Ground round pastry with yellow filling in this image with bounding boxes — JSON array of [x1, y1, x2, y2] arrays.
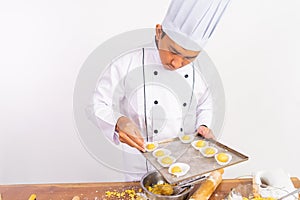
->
[[191, 140, 207, 150], [179, 134, 195, 143], [168, 163, 190, 177], [152, 148, 171, 158], [196, 140, 206, 147], [205, 147, 216, 155], [171, 166, 182, 173], [157, 155, 176, 167], [200, 146, 218, 157], [144, 142, 158, 152], [215, 152, 232, 165]]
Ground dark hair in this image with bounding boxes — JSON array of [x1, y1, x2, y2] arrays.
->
[[155, 27, 166, 48], [161, 28, 166, 38]]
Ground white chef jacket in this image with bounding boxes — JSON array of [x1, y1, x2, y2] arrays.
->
[[93, 44, 213, 181]]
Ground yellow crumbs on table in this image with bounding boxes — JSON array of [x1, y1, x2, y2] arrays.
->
[[243, 197, 276, 200], [28, 194, 37, 200], [104, 188, 142, 200]]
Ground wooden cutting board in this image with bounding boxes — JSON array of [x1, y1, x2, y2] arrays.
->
[[0, 177, 299, 200]]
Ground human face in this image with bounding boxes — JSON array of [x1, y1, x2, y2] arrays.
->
[[155, 24, 200, 70]]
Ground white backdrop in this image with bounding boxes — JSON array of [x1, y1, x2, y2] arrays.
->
[[0, 0, 299, 184]]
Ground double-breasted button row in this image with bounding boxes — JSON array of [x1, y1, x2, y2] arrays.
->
[[153, 70, 189, 79], [151, 70, 190, 135]]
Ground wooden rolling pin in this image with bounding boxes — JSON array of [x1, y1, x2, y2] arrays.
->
[[189, 168, 224, 200]]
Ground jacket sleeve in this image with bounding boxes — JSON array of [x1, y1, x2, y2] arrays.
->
[[92, 58, 127, 144]]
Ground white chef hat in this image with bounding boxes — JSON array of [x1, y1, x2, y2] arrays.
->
[[162, 0, 231, 51]]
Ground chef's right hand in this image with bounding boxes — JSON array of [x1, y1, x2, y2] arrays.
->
[[116, 116, 145, 152]]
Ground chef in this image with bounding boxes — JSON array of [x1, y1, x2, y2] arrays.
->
[[93, 0, 231, 181]]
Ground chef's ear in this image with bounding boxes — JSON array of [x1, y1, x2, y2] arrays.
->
[[155, 24, 163, 40]]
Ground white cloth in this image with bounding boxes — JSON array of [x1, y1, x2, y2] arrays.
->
[[253, 169, 297, 200], [93, 45, 213, 181], [162, 0, 231, 51]]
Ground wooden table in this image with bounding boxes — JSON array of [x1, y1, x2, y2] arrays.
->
[[0, 178, 299, 200]]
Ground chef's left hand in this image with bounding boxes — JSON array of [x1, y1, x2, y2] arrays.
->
[[197, 125, 215, 139]]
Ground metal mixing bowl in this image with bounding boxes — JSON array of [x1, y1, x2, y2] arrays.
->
[[140, 171, 194, 200]]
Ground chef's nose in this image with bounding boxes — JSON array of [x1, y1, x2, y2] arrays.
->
[[170, 55, 184, 69]]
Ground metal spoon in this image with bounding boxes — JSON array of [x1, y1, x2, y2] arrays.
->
[[172, 175, 207, 195], [172, 184, 191, 195]]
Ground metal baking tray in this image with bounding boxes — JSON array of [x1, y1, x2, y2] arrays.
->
[[142, 135, 249, 184]]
